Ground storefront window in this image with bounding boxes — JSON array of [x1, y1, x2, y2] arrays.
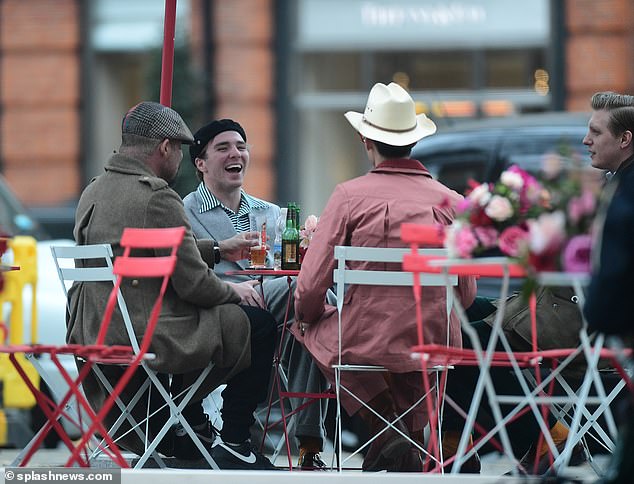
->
[[302, 52, 361, 91], [376, 51, 472, 90], [486, 49, 545, 88]]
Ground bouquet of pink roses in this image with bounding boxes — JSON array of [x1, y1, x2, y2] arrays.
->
[[444, 161, 600, 276], [445, 165, 550, 259], [527, 159, 600, 273]]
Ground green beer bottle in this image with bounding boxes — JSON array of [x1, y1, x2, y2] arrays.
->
[[281, 203, 300, 270]]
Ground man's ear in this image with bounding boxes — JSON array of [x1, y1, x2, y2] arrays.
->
[[621, 130, 633, 149], [195, 156, 206, 172], [158, 138, 170, 156]]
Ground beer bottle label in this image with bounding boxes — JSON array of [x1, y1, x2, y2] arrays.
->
[[282, 241, 297, 263]]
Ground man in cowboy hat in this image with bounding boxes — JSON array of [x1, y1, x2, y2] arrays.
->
[[294, 82, 477, 472]]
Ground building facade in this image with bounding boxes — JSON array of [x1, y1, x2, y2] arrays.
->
[[1, 0, 633, 224]]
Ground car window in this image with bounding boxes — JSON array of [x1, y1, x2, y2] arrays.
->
[[0, 177, 48, 239], [413, 137, 495, 193], [427, 155, 489, 194]]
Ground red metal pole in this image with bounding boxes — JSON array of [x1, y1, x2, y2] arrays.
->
[[160, 0, 177, 107]]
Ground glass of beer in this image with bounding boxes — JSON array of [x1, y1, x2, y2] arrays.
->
[[249, 214, 268, 269]]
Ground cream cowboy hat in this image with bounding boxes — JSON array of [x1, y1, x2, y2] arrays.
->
[[344, 82, 437, 146]]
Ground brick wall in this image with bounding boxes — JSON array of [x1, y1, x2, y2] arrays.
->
[[566, 0, 634, 111], [190, 0, 275, 201], [0, 0, 80, 204], [2, 1, 632, 207]]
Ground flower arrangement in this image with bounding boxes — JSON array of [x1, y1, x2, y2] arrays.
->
[[445, 165, 549, 259], [299, 214, 319, 249], [527, 156, 600, 273], [444, 162, 600, 275]]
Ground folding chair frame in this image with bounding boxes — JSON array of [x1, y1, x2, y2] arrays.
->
[[332, 245, 455, 472], [29, 227, 218, 469]]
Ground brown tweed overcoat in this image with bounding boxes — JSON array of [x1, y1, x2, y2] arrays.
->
[[67, 153, 250, 452]]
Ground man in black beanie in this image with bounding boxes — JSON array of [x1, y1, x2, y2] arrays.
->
[[183, 119, 330, 470]]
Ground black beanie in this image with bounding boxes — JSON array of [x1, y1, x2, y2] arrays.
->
[[189, 119, 247, 164]]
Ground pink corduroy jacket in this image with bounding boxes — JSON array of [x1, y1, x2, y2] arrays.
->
[[294, 158, 477, 377]]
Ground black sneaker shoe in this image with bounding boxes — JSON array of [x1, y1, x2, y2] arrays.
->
[[212, 440, 277, 470], [172, 415, 217, 460]]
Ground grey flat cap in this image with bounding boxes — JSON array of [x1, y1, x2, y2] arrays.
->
[[121, 101, 194, 144]]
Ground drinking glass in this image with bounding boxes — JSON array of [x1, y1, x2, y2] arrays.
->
[[249, 213, 268, 268]]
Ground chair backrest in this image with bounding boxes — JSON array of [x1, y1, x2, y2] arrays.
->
[[332, 245, 457, 366], [99, 227, 185, 354], [50, 243, 141, 353], [400, 223, 445, 246]]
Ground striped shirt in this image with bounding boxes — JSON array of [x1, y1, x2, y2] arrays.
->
[[196, 182, 270, 232]]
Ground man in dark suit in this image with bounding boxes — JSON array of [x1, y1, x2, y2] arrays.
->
[[583, 91, 634, 484]]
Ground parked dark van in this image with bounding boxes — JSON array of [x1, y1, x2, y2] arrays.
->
[[411, 112, 594, 195]]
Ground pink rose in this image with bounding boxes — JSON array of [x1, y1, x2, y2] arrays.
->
[[499, 226, 529, 257], [473, 226, 498, 249], [468, 183, 492, 206], [299, 214, 319, 249], [568, 190, 597, 224], [454, 227, 478, 258], [304, 214, 319, 232], [445, 222, 478, 258], [562, 234, 592, 273], [528, 211, 566, 255], [484, 195, 513, 222], [500, 170, 524, 191]]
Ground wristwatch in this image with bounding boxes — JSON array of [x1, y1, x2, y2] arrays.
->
[[213, 241, 221, 264]]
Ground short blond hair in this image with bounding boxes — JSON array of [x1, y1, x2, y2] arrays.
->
[[591, 91, 634, 136]]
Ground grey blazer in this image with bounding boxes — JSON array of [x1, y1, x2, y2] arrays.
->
[[183, 188, 282, 283]]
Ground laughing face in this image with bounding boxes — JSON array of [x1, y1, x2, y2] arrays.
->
[[196, 130, 250, 194]]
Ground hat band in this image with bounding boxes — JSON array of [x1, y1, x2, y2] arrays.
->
[[362, 116, 417, 133]]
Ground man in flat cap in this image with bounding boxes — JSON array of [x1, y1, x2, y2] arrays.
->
[[183, 119, 329, 470], [68, 102, 277, 469]]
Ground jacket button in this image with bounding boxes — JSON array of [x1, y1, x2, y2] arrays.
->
[[131, 279, 139, 287]]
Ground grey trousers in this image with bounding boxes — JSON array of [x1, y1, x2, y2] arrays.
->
[[261, 277, 328, 448]]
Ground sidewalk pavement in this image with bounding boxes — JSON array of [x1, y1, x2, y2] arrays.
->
[[1, 447, 606, 483]]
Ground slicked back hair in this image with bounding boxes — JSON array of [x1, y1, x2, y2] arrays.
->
[[591, 91, 634, 137]]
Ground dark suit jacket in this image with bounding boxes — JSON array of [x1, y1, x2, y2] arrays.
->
[[584, 156, 634, 336]]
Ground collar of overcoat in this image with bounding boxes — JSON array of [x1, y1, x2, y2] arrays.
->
[[371, 158, 433, 178], [105, 152, 161, 180]]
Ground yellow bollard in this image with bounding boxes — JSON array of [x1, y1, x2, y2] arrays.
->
[[0, 353, 38, 408], [0, 236, 39, 408], [0, 236, 38, 344]]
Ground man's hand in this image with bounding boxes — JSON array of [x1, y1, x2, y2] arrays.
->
[[227, 280, 265, 308], [219, 232, 259, 261]]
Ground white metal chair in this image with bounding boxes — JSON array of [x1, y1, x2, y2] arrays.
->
[[49, 242, 219, 468], [332, 245, 457, 471]]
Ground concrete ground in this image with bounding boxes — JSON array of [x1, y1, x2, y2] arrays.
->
[[1, 445, 607, 483]]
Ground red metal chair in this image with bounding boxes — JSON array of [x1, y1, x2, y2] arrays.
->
[[5, 227, 186, 467], [63, 226, 186, 467]]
